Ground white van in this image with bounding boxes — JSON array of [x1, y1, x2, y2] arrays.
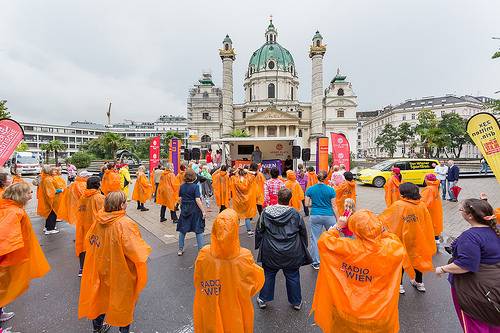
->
[[10, 152, 42, 175]]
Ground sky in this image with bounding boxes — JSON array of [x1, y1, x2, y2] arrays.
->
[[1, 0, 499, 125]]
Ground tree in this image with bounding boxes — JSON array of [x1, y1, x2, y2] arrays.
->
[[133, 137, 152, 160], [69, 151, 94, 168], [83, 132, 132, 159], [15, 141, 29, 152], [40, 140, 66, 165], [439, 112, 471, 158], [375, 124, 398, 157], [415, 109, 441, 158], [397, 122, 414, 157], [229, 129, 250, 137], [0, 100, 11, 119], [162, 131, 183, 159]]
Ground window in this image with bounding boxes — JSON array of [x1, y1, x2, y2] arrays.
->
[[268, 83, 275, 99], [402, 115, 406, 121], [393, 161, 409, 171], [316, 40, 320, 47], [249, 67, 253, 75], [337, 88, 344, 96], [298, 111, 302, 118], [441, 110, 445, 117], [268, 61, 275, 70], [411, 113, 416, 120], [298, 129, 303, 137], [249, 87, 253, 102], [224, 43, 229, 51], [358, 135, 361, 140], [202, 112, 210, 120], [242, 111, 246, 119], [291, 87, 294, 100], [337, 109, 345, 118]]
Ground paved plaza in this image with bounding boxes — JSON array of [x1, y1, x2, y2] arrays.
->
[[10, 177, 500, 332]]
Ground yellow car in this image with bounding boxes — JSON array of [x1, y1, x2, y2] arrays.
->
[[357, 159, 439, 188]]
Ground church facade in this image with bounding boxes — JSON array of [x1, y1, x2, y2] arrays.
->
[[187, 20, 358, 160]]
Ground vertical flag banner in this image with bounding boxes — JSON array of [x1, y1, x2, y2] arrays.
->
[[330, 133, 351, 171], [316, 137, 329, 172], [466, 112, 500, 183], [169, 138, 181, 175], [149, 136, 161, 179], [0, 118, 24, 166]]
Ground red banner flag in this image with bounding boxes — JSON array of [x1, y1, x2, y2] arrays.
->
[[330, 133, 351, 171], [149, 136, 161, 179], [0, 119, 24, 166]]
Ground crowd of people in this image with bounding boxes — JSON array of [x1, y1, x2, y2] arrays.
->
[[0, 156, 498, 333]]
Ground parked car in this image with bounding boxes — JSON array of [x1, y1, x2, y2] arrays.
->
[[10, 152, 42, 175], [357, 158, 439, 188]]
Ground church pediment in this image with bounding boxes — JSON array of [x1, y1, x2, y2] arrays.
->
[[325, 97, 357, 107], [245, 107, 299, 122]]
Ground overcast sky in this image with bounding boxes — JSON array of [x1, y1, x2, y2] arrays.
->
[[1, 0, 499, 125]]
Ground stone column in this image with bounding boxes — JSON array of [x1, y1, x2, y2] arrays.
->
[[310, 53, 325, 138], [220, 37, 236, 138], [264, 126, 268, 137], [286, 126, 289, 137]]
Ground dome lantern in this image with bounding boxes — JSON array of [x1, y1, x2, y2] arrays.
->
[[265, 17, 277, 43]]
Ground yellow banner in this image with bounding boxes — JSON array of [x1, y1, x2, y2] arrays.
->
[[466, 112, 500, 183]]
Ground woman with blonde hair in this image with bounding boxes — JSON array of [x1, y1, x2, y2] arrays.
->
[[0, 183, 51, 328], [132, 165, 153, 212], [79, 191, 151, 333]]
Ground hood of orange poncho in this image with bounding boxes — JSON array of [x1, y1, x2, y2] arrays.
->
[[425, 179, 440, 188], [95, 209, 126, 226], [286, 170, 296, 181], [82, 189, 100, 198], [210, 208, 240, 259], [348, 210, 383, 248]]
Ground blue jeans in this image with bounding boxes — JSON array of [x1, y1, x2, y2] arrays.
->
[[309, 215, 336, 265], [259, 266, 301, 306], [440, 180, 447, 199], [447, 180, 457, 200], [179, 232, 204, 250], [245, 218, 252, 231]]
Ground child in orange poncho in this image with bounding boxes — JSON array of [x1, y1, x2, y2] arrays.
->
[[230, 168, 257, 236], [284, 170, 304, 212], [311, 210, 414, 333], [384, 167, 402, 207], [75, 176, 104, 277], [378, 182, 435, 294], [78, 191, 151, 332], [212, 165, 230, 212], [334, 171, 356, 216], [56, 171, 91, 225], [157, 163, 180, 222], [101, 163, 121, 195], [250, 163, 266, 216], [132, 166, 153, 212], [193, 209, 264, 333], [421, 173, 443, 247], [0, 183, 51, 327]]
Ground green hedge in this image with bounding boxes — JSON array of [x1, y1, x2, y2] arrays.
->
[[70, 151, 94, 169]]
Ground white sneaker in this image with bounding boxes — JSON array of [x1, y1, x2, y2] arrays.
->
[[0, 310, 15, 322], [247, 230, 255, 237], [44, 229, 60, 235], [410, 280, 426, 292], [399, 284, 405, 294]]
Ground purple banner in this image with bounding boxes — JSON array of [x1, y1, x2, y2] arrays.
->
[[261, 159, 283, 174], [169, 138, 180, 175]]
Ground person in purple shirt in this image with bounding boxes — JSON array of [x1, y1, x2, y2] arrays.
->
[[435, 198, 500, 332], [295, 164, 309, 216]]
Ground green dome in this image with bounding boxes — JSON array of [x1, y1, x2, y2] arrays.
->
[[248, 42, 295, 72]]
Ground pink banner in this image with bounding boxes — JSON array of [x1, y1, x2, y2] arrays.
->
[[0, 119, 24, 167], [330, 133, 350, 171], [149, 136, 161, 178]]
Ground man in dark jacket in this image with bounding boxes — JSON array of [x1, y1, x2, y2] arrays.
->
[[446, 160, 460, 202], [255, 188, 312, 311]]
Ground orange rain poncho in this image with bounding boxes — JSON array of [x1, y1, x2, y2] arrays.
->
[[230, 173, 256, 219], [132, 171, 153, 203], [75, 189, 104, 257], [306, 171, 318, 189], [0, 199, 51, 308], [311, 210, 414, 333], [285, 170, 304, 212], [334, 180, 357, 216], [384, 176, 401, 207], [78, 210, 151, 327], [420, 179, 443, 236], [496, 208, 500, 221], [254, 172, 266, 206], [52, 175, 67, 215], [101, 169, 121, 195], [193, 209, 264, 333], [37, 173, 56, 218], [212, 170, 230, 208], [12, 175, 23, 184], [156, 169, 180, 210], [378, 198, 436, 273], [56, 176, 88, 225], [177, 170, 186, 186]]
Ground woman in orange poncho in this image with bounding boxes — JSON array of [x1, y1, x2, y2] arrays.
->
[[420, 174, 443, 245], [193, 208, 264, 333], [78, 191, 151, 332], [52, 167, 67, 221], [157, 163, 180, 223], [132, 165, 153, 212], [378, 182, 435, 293], [334, 171, 357, 216], [230, 168, 257, 236], [75, 176, 104, 277], [306, 166, 319, 189], [284, 170, 304, 212], [56, 171, 91, 225], [37, 166, 60, 235], [250, 163, 266, 216], [311, 210, 414, 333], [101, 163, 121, 195], [0, 183, 51, 324], [212, 165, 230, 212], [384, 167, 402, 207]]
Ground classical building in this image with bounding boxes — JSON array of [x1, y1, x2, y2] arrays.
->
[[187, 20, 358, 159], [359, 95, 494, 158]]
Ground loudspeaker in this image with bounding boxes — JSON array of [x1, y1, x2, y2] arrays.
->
[[292, 145, 301, 159], [184, 149, 191, 161], [302, 148, 311, 161], [191, 148, 201, 161]]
